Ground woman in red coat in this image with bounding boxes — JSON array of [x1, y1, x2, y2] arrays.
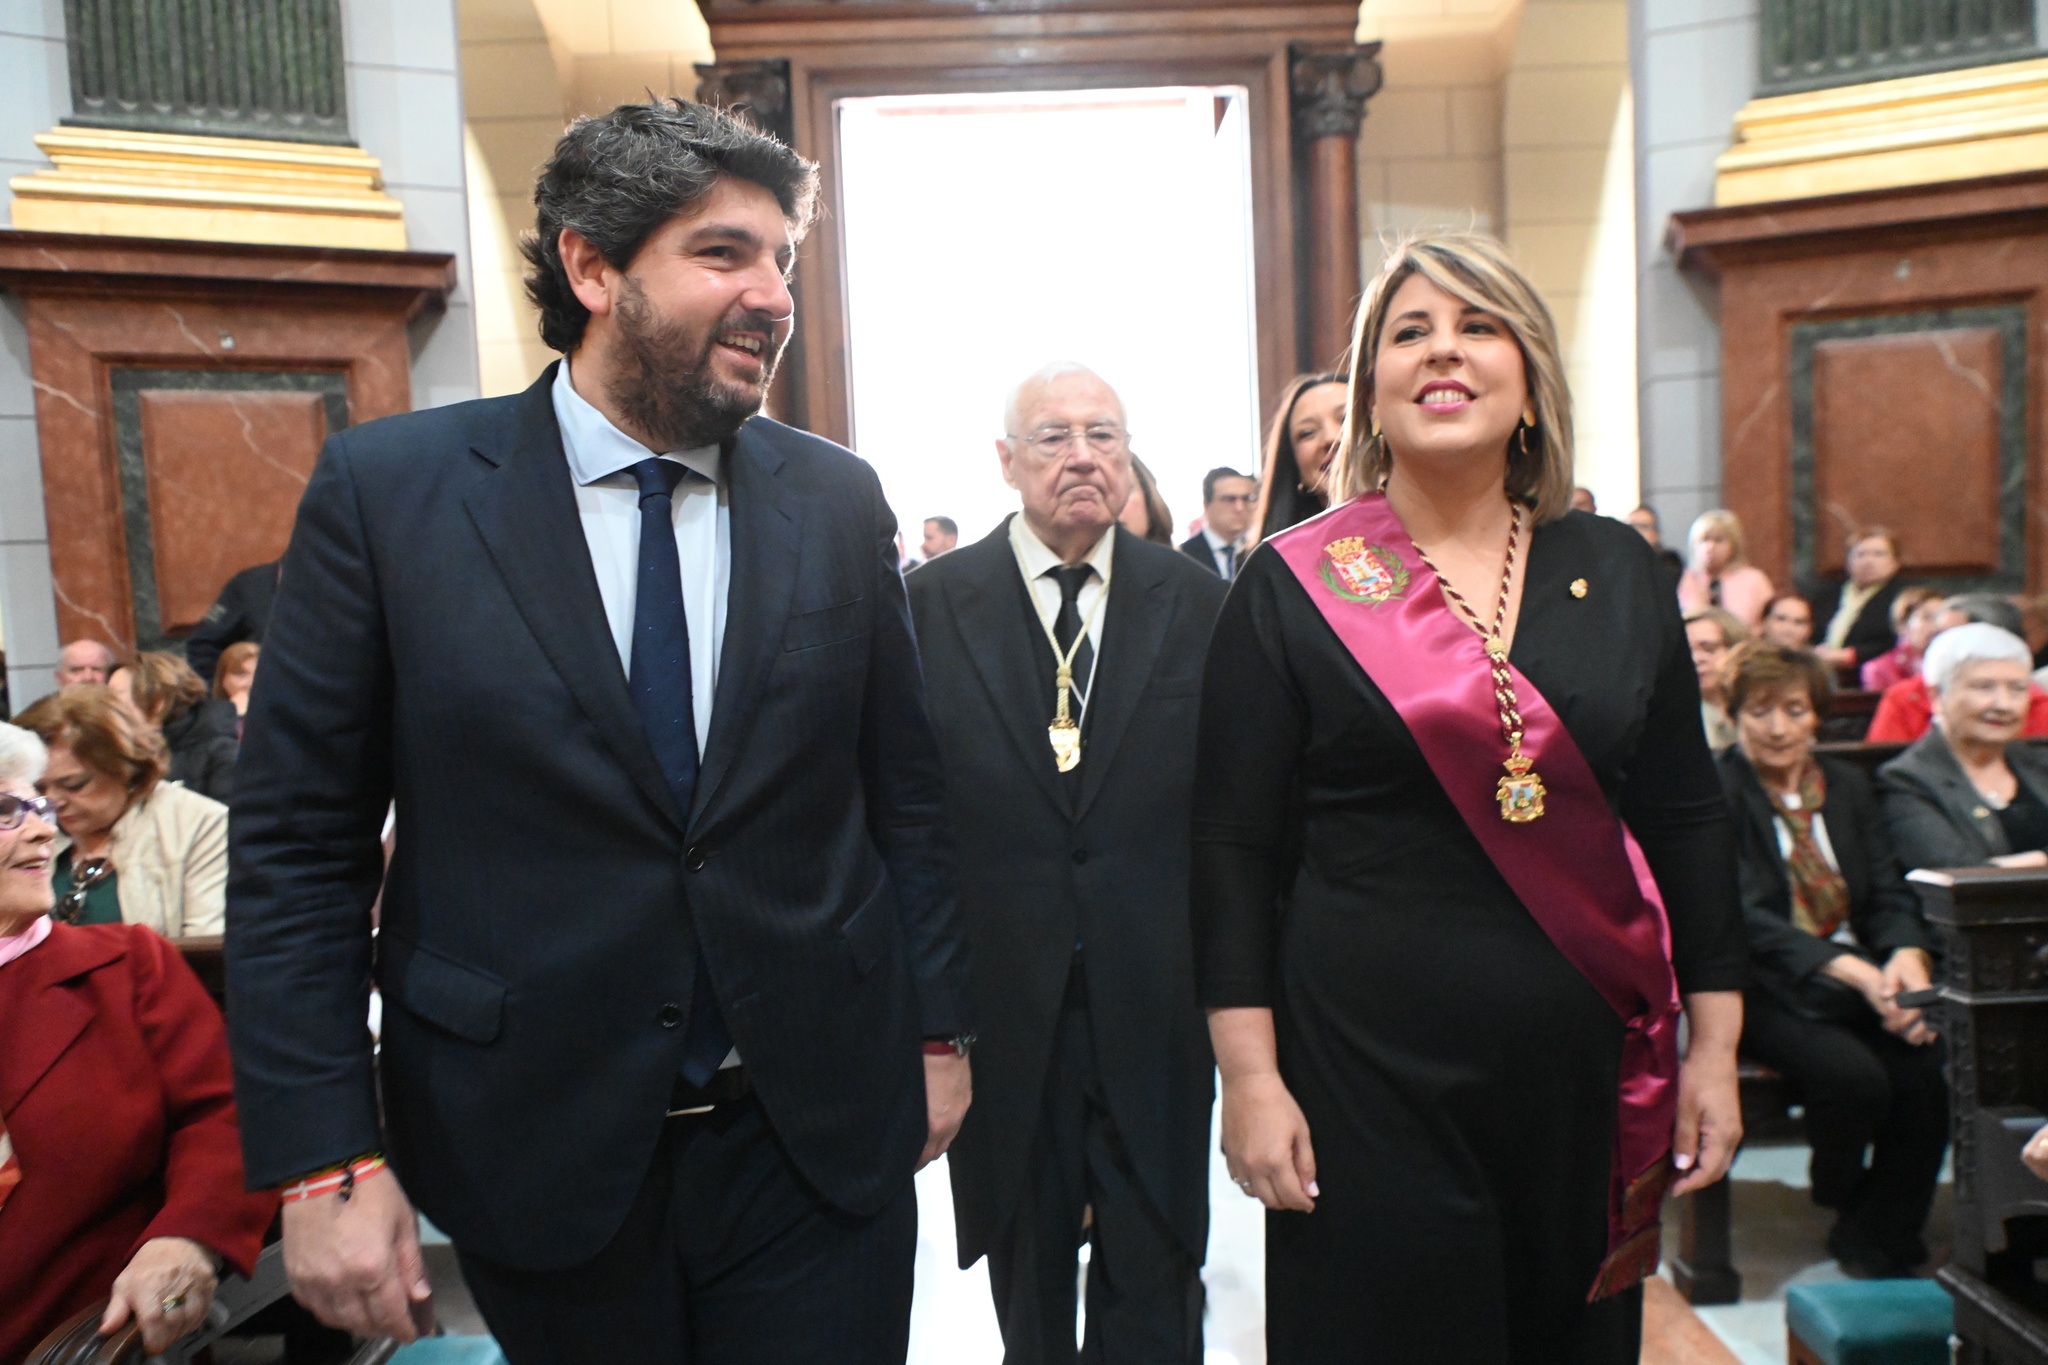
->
[[0, 721, 275, 1363]]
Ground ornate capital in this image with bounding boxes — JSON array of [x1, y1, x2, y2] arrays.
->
[[1290, 42, 1384, 144], [693, 59, 795, 145]]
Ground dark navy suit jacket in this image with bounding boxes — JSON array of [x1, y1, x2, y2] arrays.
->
[[225, 364, 970, 1271]]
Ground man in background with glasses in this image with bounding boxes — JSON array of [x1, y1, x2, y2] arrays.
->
[[906, 362, 1225, 1363], [1181, 468, 1256, 581]]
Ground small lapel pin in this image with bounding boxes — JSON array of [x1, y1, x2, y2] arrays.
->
[[1570, 578, 1588, 599], [1974, 805, 1991, 820]]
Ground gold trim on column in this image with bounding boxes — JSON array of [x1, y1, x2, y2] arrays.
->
[[1715, 57, 2048, 206], [9, 128, 407, 250]]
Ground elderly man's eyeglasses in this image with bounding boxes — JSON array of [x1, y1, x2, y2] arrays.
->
[[0, 793, 56, 831], [1009, 426, 1130, 458]]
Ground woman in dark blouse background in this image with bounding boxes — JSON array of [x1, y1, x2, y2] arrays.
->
[[1247, 371, 1345, 548], [1715, 642, 1944, 1278], [1192, 232, 1745, 1363]]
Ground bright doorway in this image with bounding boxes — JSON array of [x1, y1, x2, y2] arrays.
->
[[836, 86, 1263, 550]]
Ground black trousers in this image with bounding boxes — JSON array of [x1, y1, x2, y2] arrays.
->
[[457, 1095, 916, 1364], [1741, 989, 1949, 1263], [986, 966, 1203, 1365]]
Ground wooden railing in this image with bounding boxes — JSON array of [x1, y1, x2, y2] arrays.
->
[[1759, 0, 2037, 95]]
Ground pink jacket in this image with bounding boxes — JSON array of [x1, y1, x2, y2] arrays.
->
[[1677, 564, 1775, 630]]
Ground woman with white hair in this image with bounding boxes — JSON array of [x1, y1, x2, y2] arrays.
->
[[1878, 623, 2048, 870], [0, 720, 274, 1361]]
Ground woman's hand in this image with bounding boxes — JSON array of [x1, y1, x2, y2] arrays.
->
[[2024, 1124, 2048, 1183], [1879, 948, 1938, 1045], [1822, 951, 1931, 1042], [1221, 1070, 1319, 1212], [1672, 991, 1743, 1197], [1991, 851, 2048, 869], [1209, 1006, 1317, 1213], [101, 1236, 219, 1354]]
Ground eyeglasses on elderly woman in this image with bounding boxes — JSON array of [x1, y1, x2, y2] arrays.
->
[[0, 792, 56, 830]]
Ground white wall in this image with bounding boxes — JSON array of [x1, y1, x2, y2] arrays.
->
[[1630, 0, 1758, 537], [0, 0, 479, 710], [0, 0, 73, 712]]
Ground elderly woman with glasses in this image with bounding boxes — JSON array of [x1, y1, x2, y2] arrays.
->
[[1880, 622, 2048, 871], [0, 721, 275, 1362], [11, 687, 227, 937], [1715, 643, 1945, 1277]]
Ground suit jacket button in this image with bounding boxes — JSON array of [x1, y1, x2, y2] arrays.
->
[[1072, 849, 1088, 865], [685, 846, 706, 872], [658, 1003, 683, 1028]]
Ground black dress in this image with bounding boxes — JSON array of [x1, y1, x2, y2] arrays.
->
[[1192, 508, 1746, 1363]]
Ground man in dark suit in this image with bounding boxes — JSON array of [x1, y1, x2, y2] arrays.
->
[[907, 363, 1223, 1363], [225, 100, 972, 1363], [1179, 466, 1253, 580], [184, 559, 279, 686]]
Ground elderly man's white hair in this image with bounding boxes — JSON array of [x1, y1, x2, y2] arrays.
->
[[0, 722, 46, 785], [1003, 362, 1121, 438], [1923, 621, 2033, 693]]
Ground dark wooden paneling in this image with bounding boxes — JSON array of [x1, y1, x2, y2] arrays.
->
[[1668, 170, 2048, 595], [1811, 326, 2004, 576], [137, 389, 328, 638], [0, 229, 452, 653]]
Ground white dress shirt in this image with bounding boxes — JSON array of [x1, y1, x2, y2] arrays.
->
[[551, 359, 729, 757], [1201, 526, 1240, 579], [1009, 513, 1114, 711]]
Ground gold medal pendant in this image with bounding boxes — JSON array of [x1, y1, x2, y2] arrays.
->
[[1497, 752, 1547, 823], [1049, 718, 1082, 773]]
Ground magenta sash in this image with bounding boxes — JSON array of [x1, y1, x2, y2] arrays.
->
[[1270, 493, 1681, 1301]]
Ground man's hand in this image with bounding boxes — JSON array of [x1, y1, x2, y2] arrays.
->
[[919, 1051, 972, 1169], [101, 1237, 218, 1354], [280, 1170, 432, 1341]]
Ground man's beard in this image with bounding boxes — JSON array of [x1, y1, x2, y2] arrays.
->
[[604, 275, 784, 451]]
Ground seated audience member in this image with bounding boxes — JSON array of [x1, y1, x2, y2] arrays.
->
[[1861, 587, 1943, 692], [1679, 508, 1775, 629], [1761, 593, 1816, 650], [1182, 466, 1255, 579], [1717, 645, 1946, 1278], [1866, 594, 2048, 742], [921, 516, 959, 562], [212, 641, 260, 738], [0, 721, 275, 1363], [1881, 623, 2048, 871], [1118, 453, 1175, 546], [1816, 529, 1905, 673], [53, 640, 115, 691], [182, 559, 279, 688], [109, 652, 237, 802], [1626, 503, 1686, 588], [13, 688, 227, 937], [1687, 606, 1749, 749], [1570, 485, 1596, 513], [1248, 371, 1344, 547]]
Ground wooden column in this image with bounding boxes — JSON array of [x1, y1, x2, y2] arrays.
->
[[1292, 42, 1382, 372]]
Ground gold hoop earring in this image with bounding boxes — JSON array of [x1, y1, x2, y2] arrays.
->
[[1517, 425, 1531, 458]]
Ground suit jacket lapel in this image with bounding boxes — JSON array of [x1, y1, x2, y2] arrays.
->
[[1918, 736, 2012, 854], [462, 365, 687, 833], [1075, 530, 1174, 820], [692, 421, 801, 827], [944, 523, 1069, 816]]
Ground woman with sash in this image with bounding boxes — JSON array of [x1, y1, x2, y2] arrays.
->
[[1192, 232, 1747, 1361]]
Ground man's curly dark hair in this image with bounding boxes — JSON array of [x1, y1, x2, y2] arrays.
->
[[521, 99, 820, 354]]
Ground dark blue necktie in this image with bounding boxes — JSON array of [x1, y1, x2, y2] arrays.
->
[[628, 457, 730, 1087]]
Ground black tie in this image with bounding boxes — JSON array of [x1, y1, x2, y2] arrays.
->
[[627, 457, 730, 1088], [1049, 564, 1096, 708]]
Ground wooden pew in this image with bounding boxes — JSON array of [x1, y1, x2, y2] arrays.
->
[[1819, 689, 1883, 743], [1907, 867, 2048, 1362]]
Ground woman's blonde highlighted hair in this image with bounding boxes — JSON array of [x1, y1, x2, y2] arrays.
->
[[1327, 231, 1575, 522]]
